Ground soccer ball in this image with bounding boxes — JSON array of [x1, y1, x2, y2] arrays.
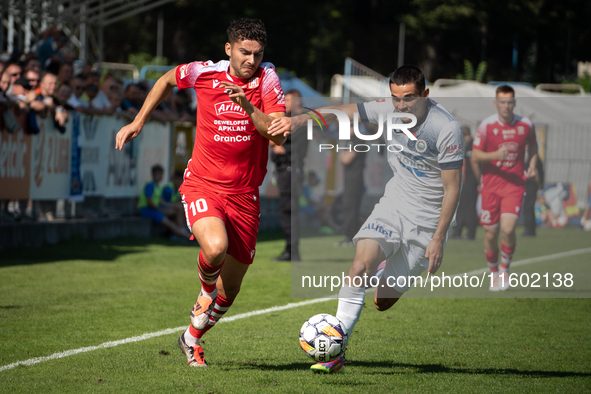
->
[[299, 314, 348, 362]]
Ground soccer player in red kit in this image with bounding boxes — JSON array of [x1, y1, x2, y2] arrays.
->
[[115, 18, 287, 366], [472, 85, 538, 291]]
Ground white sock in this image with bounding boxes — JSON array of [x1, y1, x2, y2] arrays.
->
[[336, 285, 365, 337], [184, 325, 199, 346], [202, 288, 216, 299]]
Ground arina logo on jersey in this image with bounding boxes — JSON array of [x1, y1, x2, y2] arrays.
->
[[215, 101, 246, 116]]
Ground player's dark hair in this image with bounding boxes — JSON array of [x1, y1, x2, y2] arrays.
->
[[495, 85, 515, 97], [390, 65, 426, 95], [285, 89, 301, 97], [227, 18, 267, 46], [151, 164, 164, 175]]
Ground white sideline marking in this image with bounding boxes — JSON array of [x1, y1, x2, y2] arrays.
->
[[2, 246, 590, 372], [428, 247, 591, 283], [0, 297, 333, 372]]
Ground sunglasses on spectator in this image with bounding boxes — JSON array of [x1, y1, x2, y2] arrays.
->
[[11, 73, 20, 77], [27, 78, 39, 83], [85, 86, 99, 92]]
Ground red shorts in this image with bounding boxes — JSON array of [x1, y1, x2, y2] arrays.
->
[[480, 185, 525, 227], [180, 183, 260, 265]]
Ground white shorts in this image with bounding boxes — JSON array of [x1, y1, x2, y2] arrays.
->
[[353, 197, 445, 293]]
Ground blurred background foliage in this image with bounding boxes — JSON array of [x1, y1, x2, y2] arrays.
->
[[102, 0, 591, 93]]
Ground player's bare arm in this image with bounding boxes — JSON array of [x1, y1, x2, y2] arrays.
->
[[526, 126, 539, 178], [425, 167, 461, 274], [268, 103, 360, 137], [471, 146, 509, 163], [115, 68, 177, 150], [469, 154, 481, 182], [220, 80, 286, 146]]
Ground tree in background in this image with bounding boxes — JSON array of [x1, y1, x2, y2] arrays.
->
[[100, 0, 591, 93]]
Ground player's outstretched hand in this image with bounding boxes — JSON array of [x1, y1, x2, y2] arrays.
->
[[268, 116, 291, 137], [220, 81, 250, 110], [116, 122, 142, 150], [425, 238, 444, 274]]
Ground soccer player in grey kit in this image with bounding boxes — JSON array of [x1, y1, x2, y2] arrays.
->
[[269, 65, 463, 373]]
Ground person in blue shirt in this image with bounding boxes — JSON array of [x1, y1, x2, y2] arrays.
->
[[139, 165, 190, 239]]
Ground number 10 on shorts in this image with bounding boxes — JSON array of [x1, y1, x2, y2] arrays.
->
[[189, 199, 208, 215]]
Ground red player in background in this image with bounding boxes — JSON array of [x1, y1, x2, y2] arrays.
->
[[115, 18, 287, 366], [472, 85, 538, 291]]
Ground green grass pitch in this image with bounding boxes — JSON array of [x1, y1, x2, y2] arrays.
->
[[0, 227, 590, 393]]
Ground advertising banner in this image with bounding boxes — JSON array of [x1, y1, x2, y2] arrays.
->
[[0, 128, 32, 200], [29, 116, 71, 200]]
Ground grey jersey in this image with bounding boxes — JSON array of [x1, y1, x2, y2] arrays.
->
[[358, 98, 464, 228]]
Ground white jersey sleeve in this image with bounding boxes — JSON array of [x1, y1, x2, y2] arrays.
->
[[437, 121, 464, 170], [358, 99, 394, 124]]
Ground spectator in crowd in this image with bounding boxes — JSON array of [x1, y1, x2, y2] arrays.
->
[[78, 64, 93, 80], [452, 125, 480, 240], [25, 70, 40, 90], [535, 194, 558, 228], [6, 78, 37, 220], [0, 70, 11, 92], [138, 165, 192, 239], [84, 72, 113, 114], [4, 63, 22, 90], [37, 27, 68, 68], [31, 71, 56, 112], [23, 56, 42, 73], [51, 82, 73, 132], [57, 61, 74, 85], [108, 89, 135, 120], [170, 89, 195, 122], [54, 82, 74, 110], [100, 74, 121, 96], [122, 83, 142, 113], [67, 75, 89, 110], [7, 78, 33, 110], [136, 81, 150, 103], [33, 72, 67, 126]]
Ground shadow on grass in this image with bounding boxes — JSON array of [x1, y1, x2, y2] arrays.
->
[[0, 237, 182, 267], [242, 360, 591, 378], [0, 230, 285, 268]]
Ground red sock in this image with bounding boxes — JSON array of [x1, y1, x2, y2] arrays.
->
[[500, 243, 515, 272], [485, 250, 499, 272], [198, 250, 223, 294], [194, 294, 235, 339]]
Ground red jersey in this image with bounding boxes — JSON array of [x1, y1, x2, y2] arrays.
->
[[176, 60, 285, 194], [473, 113, 536, 189]]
